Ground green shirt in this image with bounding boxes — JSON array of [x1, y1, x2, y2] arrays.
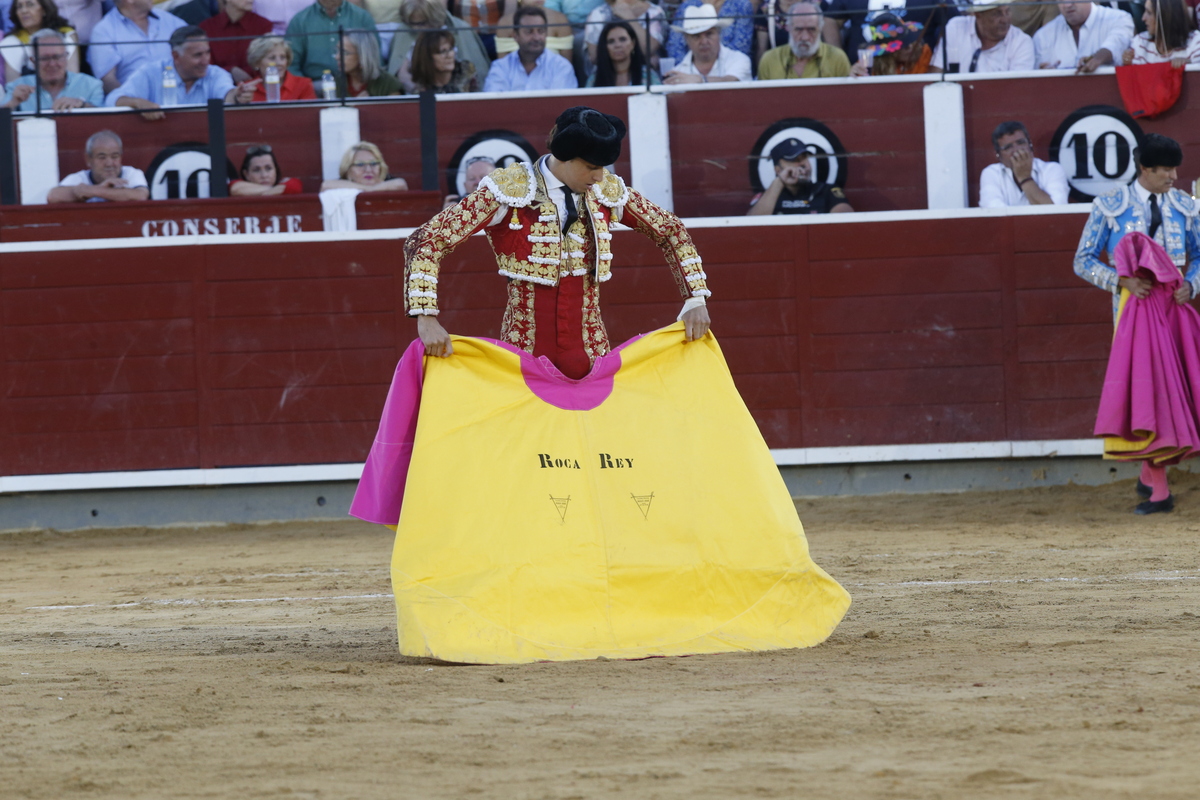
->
[[286, 1, 380, 80], [336, 70, 403, 97], [756, 42, 851, 80]]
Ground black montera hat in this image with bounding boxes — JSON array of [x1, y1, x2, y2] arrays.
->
[[549, 107, 627, 167], [1137, 133, 1183, 170]]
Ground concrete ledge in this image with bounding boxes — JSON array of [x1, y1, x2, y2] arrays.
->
[[781, 456, 1198, 498], [0, 481, 357, 534], [3, 456, 1196, 533]]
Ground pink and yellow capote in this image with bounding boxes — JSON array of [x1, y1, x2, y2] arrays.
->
[[351, 323, 851, 664]]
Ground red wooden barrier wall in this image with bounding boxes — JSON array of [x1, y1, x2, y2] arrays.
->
[[962, 74, 1200, 207], [0, 192, 443, 242], [0, 210, 1110, 479], [663, 82, 928, 217]]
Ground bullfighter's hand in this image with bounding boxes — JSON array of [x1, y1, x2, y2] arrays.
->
[[682, 305, 711, 342]]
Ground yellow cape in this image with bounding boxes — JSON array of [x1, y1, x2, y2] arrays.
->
[[392, 324, 850, 663]]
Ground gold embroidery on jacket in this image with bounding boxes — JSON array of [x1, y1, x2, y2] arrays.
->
[[481, 162, 536, 207], [622, 189, 710, 298], [403, 189, 503, 314]]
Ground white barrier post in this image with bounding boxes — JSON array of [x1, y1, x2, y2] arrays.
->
[[923, 81, 968, 210], [320, 106, 361, 182], [627, 92, 673, 212], [17, 116, 59, 205]]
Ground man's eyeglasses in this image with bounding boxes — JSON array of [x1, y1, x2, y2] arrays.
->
[[36, 54, 67, 63], [998, 138, 1031, 153], [352, 161, 382, 169]]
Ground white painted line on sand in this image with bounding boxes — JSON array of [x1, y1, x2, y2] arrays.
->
[[26, 593, 394, 610], [849, 573, 1200, 588], [23, 572, 1200, 611]]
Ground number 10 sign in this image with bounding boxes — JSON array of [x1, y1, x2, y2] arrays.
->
[[1048, 105, 1146, 201]]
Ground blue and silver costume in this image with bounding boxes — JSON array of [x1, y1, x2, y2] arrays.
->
[[1074, 185, 1200, 317]]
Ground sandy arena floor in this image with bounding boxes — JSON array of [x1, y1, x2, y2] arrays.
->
[[3, 474, 1200, 799]]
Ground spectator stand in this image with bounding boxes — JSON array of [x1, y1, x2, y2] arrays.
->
[[7, 65, 1200, 222]]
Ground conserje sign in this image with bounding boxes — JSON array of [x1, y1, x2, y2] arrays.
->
[[141, 215, 305, 237]]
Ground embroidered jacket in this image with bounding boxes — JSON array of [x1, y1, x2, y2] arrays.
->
[[403, 160, 710, 319], [1074, 185, 1200, 315]]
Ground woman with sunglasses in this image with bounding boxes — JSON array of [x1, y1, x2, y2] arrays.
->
[[230, 144, 303, 196], [320, 141, 409, 192]]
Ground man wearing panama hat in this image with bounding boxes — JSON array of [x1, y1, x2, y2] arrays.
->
[[662, 2, 752, 83], [929, 0, 1035, 73]]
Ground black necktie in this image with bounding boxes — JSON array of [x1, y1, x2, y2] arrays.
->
[[1149, 194, 1162, 240], [968, 48, 982, 73], [563, 189, 578, 234]]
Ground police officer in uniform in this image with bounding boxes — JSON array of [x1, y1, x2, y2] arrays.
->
[[747, 138, 853, 216]]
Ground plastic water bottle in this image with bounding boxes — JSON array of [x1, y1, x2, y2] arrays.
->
[[161, 64, 178, 107], [320, 70, 336, 100], [265, 65, 281, 103]]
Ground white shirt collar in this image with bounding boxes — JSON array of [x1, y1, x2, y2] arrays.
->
[[966, 19, 983, 48], [1132, 179, 1156, 207], [682, 43, 726, 68], [1078, 4, 1096, 33], [539, 156, 565, 195]]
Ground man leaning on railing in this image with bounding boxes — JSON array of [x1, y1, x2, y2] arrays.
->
[[662, 3, 751, 84], [105, 26, 257, 119], [46, 130, 150, 204], [1033, 0, 1133, 72], [929, 0, 1034, 74]]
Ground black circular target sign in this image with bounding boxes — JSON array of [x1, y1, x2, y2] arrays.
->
[[749, 118, 848, 193], [1048, 106, 1146, 201], [146, 142, 237, 200], [445, 130, 540, 198]]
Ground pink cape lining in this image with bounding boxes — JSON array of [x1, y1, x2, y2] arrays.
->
[[349, 333, 647, 526], [1093, 231, 1200, 464]]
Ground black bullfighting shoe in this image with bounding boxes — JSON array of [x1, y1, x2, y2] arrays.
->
[[1134, 495, 1174, 515]]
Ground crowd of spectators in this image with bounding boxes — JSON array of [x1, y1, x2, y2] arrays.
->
[[1, 0, 1193, 215], [3, 0, 1192, 105]]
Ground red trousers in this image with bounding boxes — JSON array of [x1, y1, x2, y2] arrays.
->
[[532, 275, 590, 379]]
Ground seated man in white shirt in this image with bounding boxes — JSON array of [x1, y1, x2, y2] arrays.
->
[[47, 130, 150, 204], [662, 3, 752, 84], [979, 121, 1070, 208], [929, 0, 1035, 73], [1034, 0, 1134, 73]]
